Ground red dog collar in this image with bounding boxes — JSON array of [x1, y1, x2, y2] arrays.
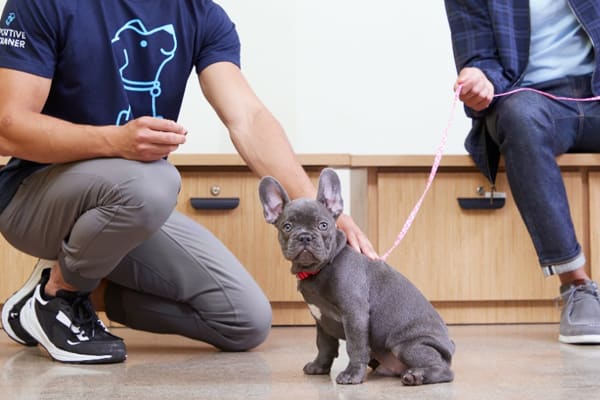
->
[[296, 271, 319, 280]]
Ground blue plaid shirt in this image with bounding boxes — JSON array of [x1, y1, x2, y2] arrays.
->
[[445, 0, 600, 182]]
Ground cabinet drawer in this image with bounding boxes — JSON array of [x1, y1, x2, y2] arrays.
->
[[376, 171, 585, 302], [0, 238, 37, 301], [177, 170, 320, 302]]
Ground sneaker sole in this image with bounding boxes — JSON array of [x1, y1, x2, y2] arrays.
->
[[559, 334, 600, 344], [1, 259, 53, 345], [20, 291, 125, 364]]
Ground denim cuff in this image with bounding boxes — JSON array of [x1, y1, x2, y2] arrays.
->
[[542, 252, 586, 277]]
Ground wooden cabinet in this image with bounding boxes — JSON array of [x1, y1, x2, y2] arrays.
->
[[177, 169, 299, 301], [172, 154, 350, 325], [351, 155, 595, 324], [587, 172, 600, 286], [0, 240, 37, 302], [376, 171, 585, 301], [176, 167, 314, 324], [2, 154, 600, 326]]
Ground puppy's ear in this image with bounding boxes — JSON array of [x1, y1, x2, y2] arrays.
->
[[317, 168, 343, 219], [259, 176, 290, 224]]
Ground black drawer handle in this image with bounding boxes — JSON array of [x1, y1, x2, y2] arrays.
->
[[457, 192, 506, 210], [190, 197, 240, 210]]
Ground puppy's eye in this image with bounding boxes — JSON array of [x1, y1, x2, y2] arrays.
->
[[318, 221, 329, 231], [282, 222, 293, 232]]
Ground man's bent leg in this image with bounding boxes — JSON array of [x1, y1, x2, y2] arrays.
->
[[104, 211, 272, 351], [485, 80, 586, 272], [0, 158, 181, 290], [0, 158, 181, 361]]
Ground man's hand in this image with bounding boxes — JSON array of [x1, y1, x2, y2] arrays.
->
[[337, 213, 379, 260], [454, 67, 494, 111], [112, 116, 188, 161]]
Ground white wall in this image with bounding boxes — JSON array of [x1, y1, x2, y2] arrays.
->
[[0, 0, 471, 155], [180, 1, 471, 155]]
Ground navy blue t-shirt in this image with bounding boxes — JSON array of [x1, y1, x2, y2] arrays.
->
[[0, 0, 241, 212]]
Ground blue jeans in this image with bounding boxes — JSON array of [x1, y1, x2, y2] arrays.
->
[[485, 75, 600, 276]]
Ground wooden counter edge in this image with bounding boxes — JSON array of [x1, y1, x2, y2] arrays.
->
[[168, 153, 351, 167], [3, 153, 600, 168], [0, 154, 352, 168], [350, 153, 600, 168]]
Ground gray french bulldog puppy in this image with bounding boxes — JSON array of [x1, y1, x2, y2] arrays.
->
[[258, 168, 455, 385]]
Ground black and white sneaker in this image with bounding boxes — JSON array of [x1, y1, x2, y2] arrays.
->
[[1, 259, 54, 346], [19, 269, 127, 364]]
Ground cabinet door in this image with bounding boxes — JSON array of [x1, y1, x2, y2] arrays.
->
[[177, 170, 319, 302], [377, 171, 585, 302], [588, 172, 600, 281], [0, 238, 37, 300]]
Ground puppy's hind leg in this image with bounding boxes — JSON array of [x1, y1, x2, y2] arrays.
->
[[393, 343, 454, 386]]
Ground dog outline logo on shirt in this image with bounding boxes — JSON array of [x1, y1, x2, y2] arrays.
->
[[111, 19, 177, 125]]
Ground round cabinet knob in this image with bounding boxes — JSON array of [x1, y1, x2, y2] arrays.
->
[[210, 185, 221, 196]]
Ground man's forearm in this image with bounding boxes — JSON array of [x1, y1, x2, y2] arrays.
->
[[0, 109, 115, 163], [229, 110, 316, 201]]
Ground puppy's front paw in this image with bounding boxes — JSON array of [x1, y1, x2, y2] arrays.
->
[[335, 364, 366, 385], [303, 361, 331, 375], [401, 368, 425, 386]]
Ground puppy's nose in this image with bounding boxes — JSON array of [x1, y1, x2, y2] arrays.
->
[[298, 233, 312, 244]]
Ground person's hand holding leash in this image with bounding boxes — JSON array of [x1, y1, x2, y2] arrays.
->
[[454, 67, 494, 111]]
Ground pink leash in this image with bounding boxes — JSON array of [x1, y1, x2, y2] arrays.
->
[[380, 85, 600, 261], [494, 87, 600, 102], [380, 85, 462, 261]]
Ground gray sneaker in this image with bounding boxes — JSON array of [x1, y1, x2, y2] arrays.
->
[[559, 280, 600, 344]]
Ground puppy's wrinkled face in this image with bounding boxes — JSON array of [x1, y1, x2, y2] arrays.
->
[[276, 199, 338, 270], [259, 168, 344, 275]]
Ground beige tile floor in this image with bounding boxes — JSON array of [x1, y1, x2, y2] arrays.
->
[[1, 324, 600, 400]]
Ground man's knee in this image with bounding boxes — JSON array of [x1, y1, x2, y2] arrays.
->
[[217, 300, 273, 352], [492, 92, 554, 148], [112, 160, 181, 232]]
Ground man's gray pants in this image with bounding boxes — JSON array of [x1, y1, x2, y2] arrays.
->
[[0, 158, 272, 351]]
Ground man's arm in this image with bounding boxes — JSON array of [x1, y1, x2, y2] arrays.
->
[[198, 62, 313, 200], [444, 0, 510, 113], [0, 68, 187, 163], [198, 62, 377, 258]]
